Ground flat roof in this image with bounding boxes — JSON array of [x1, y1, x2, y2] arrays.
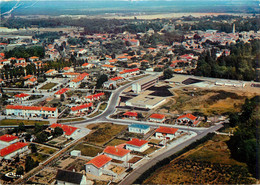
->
[[165, 75, 189, 83], [127, 94, 165, 107]]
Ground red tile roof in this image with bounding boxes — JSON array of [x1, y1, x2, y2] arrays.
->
[[0, 142, 28, 157], [104, 146, 130, 157], [86, 154, 112, 168], [150, 114, 165, 120], [23, 75, 33, 80], [63, 67, 71, 71], [177, 114, 197, 121], [155, 126, 178, 135], [110, 76, 124, 81], [14, 93, 30, 98], [119, 68, 140, 74], [123, 112, 138, 117], [102, 64, 116, 68], [71, 103, 93, 111], [6, 105, 57, 112], [45, 69, 56, 74], [82, 63, 89, 66], [85, 93, 104, 100], [0, 134, 18, 142], [126, 138, 148, 147], [71, 73, 89, 83], [55, 88, 70, 95], [50, 123, 78, 136]]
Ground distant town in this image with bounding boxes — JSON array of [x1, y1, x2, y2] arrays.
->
[[0, 13, 259, 184]]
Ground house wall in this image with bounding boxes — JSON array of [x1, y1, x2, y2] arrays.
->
[[86, 164, 102, 176], [149, 117, 165, 123], [6, 109, 58, 118], [126, 143, 149, 152], [128, 127, 150, 134], [155, 132, 176, 140], [105, 153, 130, 161], [3, 145, 28, 160]]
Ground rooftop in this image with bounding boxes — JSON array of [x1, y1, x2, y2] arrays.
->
[[129, 124, 150, 130], [0, 134, 18, 142], [86, 154, 112, 168], [104, 146, 130, 157], [126, 138, 148, 147], [50, 123, 79, 136], [0, 142, 28, 157], [156, 126, 178, 135]]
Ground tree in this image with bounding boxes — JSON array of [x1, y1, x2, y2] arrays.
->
[[35, 132, 48, 143], [60, 94, 65, 101], [53, 127, 63, 137], [96, 74, 108, 89], [25, 156, 38, 172], [30, 143, 37, 153], [18, 122, 25, 132], [16, 166, 24, 176], [34, 123, 43, 134], [163, 69, 173, 79]]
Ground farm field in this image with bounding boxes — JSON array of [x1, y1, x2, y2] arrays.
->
[[143, 134, 256, 184]]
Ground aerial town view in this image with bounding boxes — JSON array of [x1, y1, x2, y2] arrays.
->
[[0, 0, 259, 184]]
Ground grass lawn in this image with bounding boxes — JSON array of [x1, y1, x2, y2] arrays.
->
[[74, 143, 103, 157], [87, 111, 102, 118], [105, 138, 127, 146], [0, 119, 49, 126], [86, 123, 127, 146], [38, 146, 57, 155], [30, 153, 49, 162], [99, 103, 107, 111], [39, 83, 57, 90], [143, 134, 255, 184], [58, 118, 85, 123]]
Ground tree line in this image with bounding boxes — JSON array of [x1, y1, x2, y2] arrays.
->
[[194, 40, 259, 81]]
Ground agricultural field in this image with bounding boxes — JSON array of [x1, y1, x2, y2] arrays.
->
[[143, 134, 256, 184], [162, 87, 259, 116], [86, 123, 127, 146], [0, 119, 49, 126]]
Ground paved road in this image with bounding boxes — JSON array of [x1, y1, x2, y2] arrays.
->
[[119, 123, 224, 185]]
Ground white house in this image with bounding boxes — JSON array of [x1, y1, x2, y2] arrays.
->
[[0, 142, 28, 160], [101, 64, 117, 71], [45, 69, 58, 76], [119, 68, 140, 78], [85, 154, 112, 176], [128, 124, 150, 134], [149, 114, 166, 123], [6, 105, 58, 118], [126, 138, 149, 152], [14, 93, 30, 101], [176, 113, 199, 126], [155, 126, 179, 140], [54, 88, 70, 99], [103, 146, 131, 162], [50, 123, 80, 139], [55, 169, 88, 185], [70, 103, 93, 115], [0, 134, 19, 147], [70, 150, 81, 157]]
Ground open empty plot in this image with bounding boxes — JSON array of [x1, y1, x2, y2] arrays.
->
[[105, 138, 127, 146], [39, 83, 57, 90], [143, 135, 255, 184], [74, 143, 103, 157], [0, 119, 49, 126], [86, 123, 127, 146]]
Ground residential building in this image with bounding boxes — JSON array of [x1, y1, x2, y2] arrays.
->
[[70, 103, 93, 115], [0, 142, 28, 160], [126, 138, 149, 152], [50, 123, 80, 139], [128, 124, 150, 134], [6, 105, 58, 118], [101, 64, 117, 71], [123, 112, 138, 119], [54, 88, 70, 99], [85, 154, 112, 176], [155, 126, 179, 140], [149, 113, 166, 123], [176, 113, 199, 126], [119, 68, 140, 78], [103, 146, 130, 162], [85, 93, 104, 102], [0, 134, 18, 147], [14, 93, 30, 101], [55, 169, 88, 185], [45, 69, 58, 76]]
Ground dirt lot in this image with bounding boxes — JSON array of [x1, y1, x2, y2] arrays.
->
[[143, 134, 257, 184]]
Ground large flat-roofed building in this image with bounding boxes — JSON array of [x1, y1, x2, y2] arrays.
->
[[126, 94, 166, 109], [132, 76, 159, 94]]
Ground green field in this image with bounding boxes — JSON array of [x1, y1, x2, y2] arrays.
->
[[74, 143, 103, 157], [0, 119, 49, 126], [58, 118, 85, 123], [39, 83, 57, 90]]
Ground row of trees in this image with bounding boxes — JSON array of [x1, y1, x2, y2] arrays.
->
[[195, 40, 259, 81], [227, 96, 259, 178], [4, 46, 45, 59]]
